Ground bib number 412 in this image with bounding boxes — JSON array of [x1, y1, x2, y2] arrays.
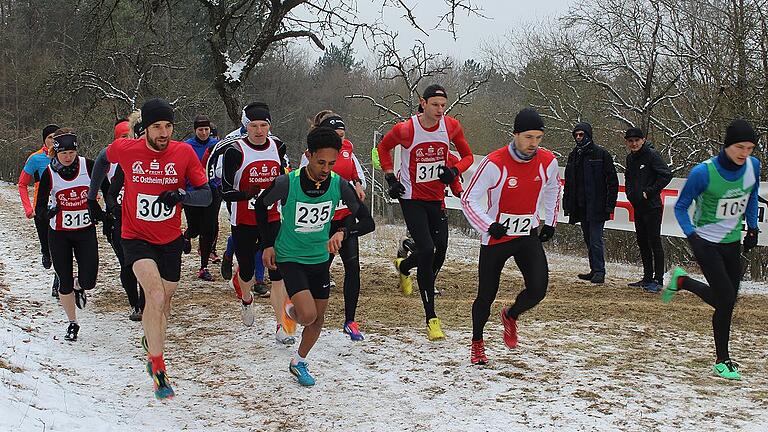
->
[[498, 213, 533, 236], [136, 193, 176, 222]]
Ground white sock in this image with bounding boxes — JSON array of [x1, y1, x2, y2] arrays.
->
[[292, 352, 307, 365]]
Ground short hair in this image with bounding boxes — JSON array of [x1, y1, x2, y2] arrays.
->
[[306, 127, 342, 153]]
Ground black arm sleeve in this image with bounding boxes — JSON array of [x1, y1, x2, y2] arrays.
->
[[35, 169, 52, 215], [648, 151, 673, 194], [254, 175, 290, 248], [183, 182, 212, 207], [221, 146, 249, 202], [88, 148, 111, 200], [85, 158, 111, 198], [105, 166, 124, 211], [338, 181, 375, 237]]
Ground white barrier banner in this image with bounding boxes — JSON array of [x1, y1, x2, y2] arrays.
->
[[393, 150, 768, 245]]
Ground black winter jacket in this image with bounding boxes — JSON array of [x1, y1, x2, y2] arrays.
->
[[563, 123, 619, 223], [624, 142, 672, 212]]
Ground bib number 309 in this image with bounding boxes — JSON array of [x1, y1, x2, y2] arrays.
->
[[716, 196, 748, 219], [295, 201, 333, 232], [136, 193, 176, 222], [498, 213, 533, 236]]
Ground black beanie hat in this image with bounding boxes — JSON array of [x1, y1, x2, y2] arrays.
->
[[52, 133, 78, 153], [42, 124, 59, 143], [140, 98, 174, 129], [513, 108, 545, 134], [307, 127, 342, 153], [318, 115, 345, 130], [422, 84, 448, 101], [242, 102, 271, 127], [625, 128, 644, 139], [724, 119, 757, 147], [193, 115, 211, 129]]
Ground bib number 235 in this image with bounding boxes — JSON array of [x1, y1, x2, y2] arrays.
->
[[295, 201, 332, 232], [136, 193, 176, 222]]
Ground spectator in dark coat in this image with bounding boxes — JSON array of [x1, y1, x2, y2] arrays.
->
[[563, 122, 619, 284], [624, 128, 672, 292]]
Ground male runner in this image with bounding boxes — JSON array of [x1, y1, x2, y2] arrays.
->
[[461, 108, 560, 365], [88, 98, 212, 399], [377, 84, 473, 340], [664, 118, 760, 380], [257, 127, 374, 386]]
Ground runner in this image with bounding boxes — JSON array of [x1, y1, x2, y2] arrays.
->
[[219, 102, 295, 344], [377, 84, 474, 340], [256, 126, 374, 386], [396, 152, 464, 296], [18, 124, 60, 297], [664, 118, 760, 380], [88, 98, 212, 399], [182, 114, 221, 281], [461, 108, 560, 365], [35, 129, 107, 341], [300, 111, 370, 340], [104, 116, 146, 321]]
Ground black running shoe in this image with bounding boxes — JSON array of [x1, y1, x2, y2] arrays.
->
[[42, 254, 52, 269], [252, 281, 270, 298], [74, 289, 87, 309], [51, 275, 60, 299], [220, 255, 233, 281], [129, 307, 143, 322], [183, 237, 192, 254], [64, 322, 80, 341]]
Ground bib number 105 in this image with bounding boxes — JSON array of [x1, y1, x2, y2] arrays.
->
[[295, 201, 333, 232], [716, 196, 748, 219], [498, 213, 533, 236], [136, 193, 176, 222]]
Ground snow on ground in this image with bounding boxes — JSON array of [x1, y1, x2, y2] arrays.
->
[[2, 184, 768, 431]]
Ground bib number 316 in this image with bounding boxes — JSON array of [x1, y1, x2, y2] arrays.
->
[[136, 193, 176, 222]]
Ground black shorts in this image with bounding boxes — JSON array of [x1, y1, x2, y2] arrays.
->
[[122, 236, 184, 282], [279, 261, 331, 300]]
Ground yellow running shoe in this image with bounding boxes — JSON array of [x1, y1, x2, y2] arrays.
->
[[393, 258, 413, 296], [427, 318, 445, 341]]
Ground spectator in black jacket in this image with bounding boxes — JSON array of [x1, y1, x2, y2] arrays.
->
[[624, 128, 672, 292], [563, 122, 619, 284]]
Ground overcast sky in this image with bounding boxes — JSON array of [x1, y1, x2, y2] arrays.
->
[[305, 0, 575, 63]]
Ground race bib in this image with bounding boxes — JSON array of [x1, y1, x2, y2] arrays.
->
[[295, 201, 333, 232], [716, 196, 748, 219], [336, 199, 348, 211], [136, 193, 176, 222], [116, 188, 124, 206], [246, 191, 275, 211], [498, 213, 534, 236], [415, 161, 442, 183], [61, 209, 91, 229]]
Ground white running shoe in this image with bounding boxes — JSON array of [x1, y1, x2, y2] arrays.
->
[[241, 300, 255, 327], [275, 324, 296, 345]]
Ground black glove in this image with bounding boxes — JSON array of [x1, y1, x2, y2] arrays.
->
[[538, 225, 555, 242], [102, 213, 114, 243], [743, 228, 759, 252], [385, 173, 405, 199], [46, 206, 59, 219], [155, 189, 185, 210], [488, 222, 508, 240], [437, 165, 459, 184], [87, 199, 104, 223]]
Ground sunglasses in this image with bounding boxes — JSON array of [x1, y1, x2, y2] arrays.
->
[[574, 132, 585, 137]]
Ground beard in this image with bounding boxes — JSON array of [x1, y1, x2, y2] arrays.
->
[[147, 135, 169, 151]]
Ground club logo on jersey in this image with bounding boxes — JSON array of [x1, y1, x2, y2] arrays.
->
[[342, 151, 350, 158], [249, 166, 259, 177], [164, 163, 177, 176], [416, 149, 425, 157], [428, 146, 435, 154], [437, 148, 445, 156], [150, 160, 160, 171], [80, 190, 88, 199], [271, 166, 279, 176], [534, 175, 541, 182], [507, 177, 519, 188], [261, 165, 269, 173], [132, 161, 145, 174], [70, 190, 77, 198]]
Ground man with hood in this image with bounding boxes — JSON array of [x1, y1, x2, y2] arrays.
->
[[562, 122, 619, 284]]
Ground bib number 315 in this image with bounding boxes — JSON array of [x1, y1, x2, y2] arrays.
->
[[295, 201, 333, 232], [61, 210, 91, 229], [136, 193, 176, 222]]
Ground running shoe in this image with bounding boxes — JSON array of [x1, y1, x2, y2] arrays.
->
[[713, 359, 741, 380], [252, 280, 270, 298], [500, 307, 518, 349], [64, 322, 79, 342], [241, 298, 255, 327], [74, 283, 87, 310], [51, 275, 60, 299], [42, 253, 52, 269], [129, 307, 143, 322], [643, 282, 661, 293], [283, 299, 297, 335], [146, 361, 175, 400], [397, 237, 415, 259], [470, 339, 488, 365], [197, 267, 215, 282], [182, 236, 191, 254], [328, 279, 336, 289], [210, 252, 222, 264], [343, 321, 364, 341], [275, 324, 296, 345], [220, 254, 233, 281], [289, 360, 316, 387], [662, 267, 687, 304], [628, 279, 650, 287], [426, 318, 445, 341], [393, 258, 413, 296], [230, 267, 243, 299], [577, 272, 593, 281]]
